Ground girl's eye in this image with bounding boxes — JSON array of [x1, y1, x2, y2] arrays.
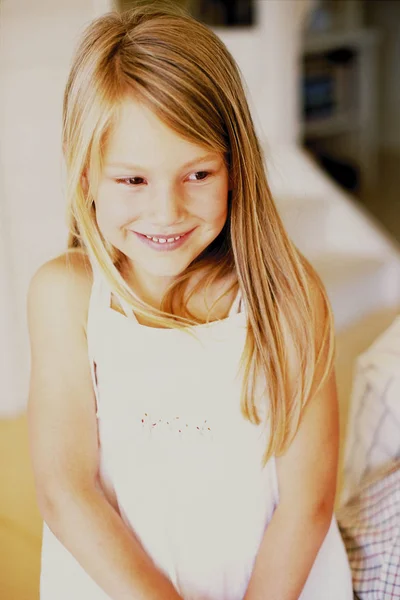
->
[[116, 177, 146, 186], [115, 172, 211, 186], [188, 171, 211, 182]]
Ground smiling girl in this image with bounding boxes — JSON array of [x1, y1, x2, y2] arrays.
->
[[27, 2, 353, 599]]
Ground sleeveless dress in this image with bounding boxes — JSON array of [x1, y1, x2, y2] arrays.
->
[[39, 261, 353, 599]]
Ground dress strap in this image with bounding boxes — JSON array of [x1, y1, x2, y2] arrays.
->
[[89, 255, 135, 319], [114, 293, 137, 320], [228, 286, 243, 317], [89, 257, 112, 310], [86, 255, 103, 417]]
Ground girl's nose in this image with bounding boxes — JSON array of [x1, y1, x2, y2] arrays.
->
[[148, 184, 184, 226]]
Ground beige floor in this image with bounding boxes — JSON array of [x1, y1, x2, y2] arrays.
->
[[1, 303, 398, 600], [0, 416, 42, 600]]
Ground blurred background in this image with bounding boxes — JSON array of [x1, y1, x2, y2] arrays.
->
[[0, 0, 399, 598]]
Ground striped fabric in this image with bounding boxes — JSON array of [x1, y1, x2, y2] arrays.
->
[[337, 461, 400, 599], [341, 316, 400, 506]]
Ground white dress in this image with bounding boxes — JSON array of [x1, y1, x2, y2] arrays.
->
[[40, 261, 353, 599]]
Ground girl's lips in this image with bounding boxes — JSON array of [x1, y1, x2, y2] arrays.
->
[[139, 229, 193, 239], [131, 227, 195, 251]]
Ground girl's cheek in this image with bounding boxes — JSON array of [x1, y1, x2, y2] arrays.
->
[[97, 189, 140, 224]]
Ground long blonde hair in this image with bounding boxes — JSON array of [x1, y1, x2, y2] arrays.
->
[[62, 0, 334, 465]]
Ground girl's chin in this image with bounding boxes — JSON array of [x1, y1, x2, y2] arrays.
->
[[137, 259, 193, 279]]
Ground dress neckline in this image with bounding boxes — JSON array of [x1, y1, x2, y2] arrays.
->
[[91, 258, 245, 332], [107, 287, 244, 332]]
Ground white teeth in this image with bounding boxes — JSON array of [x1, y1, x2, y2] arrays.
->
[[144, 234, 183, 243]]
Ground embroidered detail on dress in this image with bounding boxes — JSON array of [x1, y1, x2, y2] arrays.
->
[[140, 412, 213, 442]]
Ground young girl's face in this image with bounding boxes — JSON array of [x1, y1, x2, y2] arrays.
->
[[94, 98, 230, 287]]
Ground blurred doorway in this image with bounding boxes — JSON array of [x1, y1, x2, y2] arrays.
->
[[118, 0, 255, 26], [300, 0, 400, 243]]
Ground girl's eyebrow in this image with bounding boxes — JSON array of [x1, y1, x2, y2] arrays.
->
[[105, 152, 219, 171]]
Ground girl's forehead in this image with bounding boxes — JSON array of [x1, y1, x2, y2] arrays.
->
[[109, 98, 179, 146], [104, 98, 221, 170]]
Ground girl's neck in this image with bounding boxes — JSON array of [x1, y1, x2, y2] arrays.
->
[[119, 261, 238, 324], [120, 261, 172, 311]]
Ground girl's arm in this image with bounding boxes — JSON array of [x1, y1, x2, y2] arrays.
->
[[244, 282, 339, 600], [27, 254, 182, 600]]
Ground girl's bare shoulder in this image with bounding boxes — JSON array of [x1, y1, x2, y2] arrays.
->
[[27, 247, 94, 332]]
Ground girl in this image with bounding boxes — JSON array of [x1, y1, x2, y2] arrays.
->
[[27, 2, 353, 599]]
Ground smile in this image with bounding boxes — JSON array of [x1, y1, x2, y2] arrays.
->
[[144, 234, 183, 244], [131, 228, 195, 251]]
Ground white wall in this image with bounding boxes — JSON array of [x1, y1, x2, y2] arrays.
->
[[0, 0, 97, 415]]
